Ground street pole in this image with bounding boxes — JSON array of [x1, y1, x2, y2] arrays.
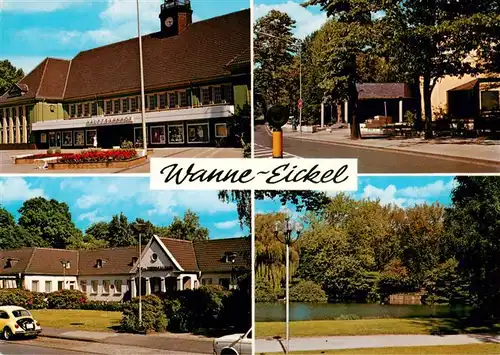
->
[[138, 232, 142, 327], [136, 0, 147, 155], [285, 243, 290, 354], [298, 40, 302, 137]]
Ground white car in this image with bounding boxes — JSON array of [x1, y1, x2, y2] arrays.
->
[[213, 328, 252, 355], [0, 306, 42, 340]]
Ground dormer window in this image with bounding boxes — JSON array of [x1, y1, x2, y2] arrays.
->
[[5, 258, 19, 268], [224, 252, 237, 264], [132, 257, 138, 264], [96, 259, 103, 268], [65, 261, 71, 269]]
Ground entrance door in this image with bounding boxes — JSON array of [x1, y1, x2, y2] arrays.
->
[[48, 132, 62, 148]]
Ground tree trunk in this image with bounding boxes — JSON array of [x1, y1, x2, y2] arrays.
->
[[414, 75, 423, 131], [423, 74, 433, 139], [349, 81, 361, 140]]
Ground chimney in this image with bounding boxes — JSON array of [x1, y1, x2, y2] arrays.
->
[[159, 0, 193, 37]]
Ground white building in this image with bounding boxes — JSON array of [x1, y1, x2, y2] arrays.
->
[[0, 236, 249, 301]]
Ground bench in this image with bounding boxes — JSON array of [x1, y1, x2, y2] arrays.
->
[[10, 154, 33, 163], [34, 157, 60, 170]]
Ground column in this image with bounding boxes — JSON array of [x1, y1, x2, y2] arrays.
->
[[145, 278, 151, 295], [177, 276, 183, 291], [160, 277, 166, 293], [8, 117, 14, 143], [399, 99, 404, 123], [131, 278, 137, 298], [22, 106, 28, 143], [320, 103, 325, 128], [2, 110, 6, 143], [15, 116, 21, 144], [344, 100, 348, 124]]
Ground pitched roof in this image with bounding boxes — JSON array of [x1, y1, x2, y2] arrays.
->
[[357, 83, 414, 100], [78, 246, 139, 275], [0, 249, 34, 275], [159, 238, 199, 271], [193, 238, 250, 272], [0, 248, 78, 276]]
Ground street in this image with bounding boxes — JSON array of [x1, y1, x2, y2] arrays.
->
[[0, 336, 204, 354], [254, 125, 500, 173]]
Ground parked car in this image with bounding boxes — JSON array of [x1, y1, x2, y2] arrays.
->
[[0, 306, 42, 340], [213, 328, 252, 355]]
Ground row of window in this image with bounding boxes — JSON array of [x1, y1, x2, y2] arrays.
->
[[65, 85, 234, 119], [0, 105, 34, 120], [201, 277, 231, 289], [31, 280, 73, 292], [81, 280, 123, 296]]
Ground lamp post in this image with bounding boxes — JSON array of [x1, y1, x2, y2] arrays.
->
[[274, 217, 303, 354], [60, 260, 69, 290], [136, 0, 147, 155], [132, 223, 148, 328]]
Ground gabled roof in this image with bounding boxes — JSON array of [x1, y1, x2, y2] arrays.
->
[[78, 246, 139, 275], [193, 237, 250, 272], [160, 238, 198, 271], [0, 248, 78, 276], [0, 9, 249, 106]]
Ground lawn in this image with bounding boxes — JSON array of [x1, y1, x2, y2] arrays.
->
[[256, 318, 500, 338], [265, 344, 500, 354], [30, 309, 122, 332]]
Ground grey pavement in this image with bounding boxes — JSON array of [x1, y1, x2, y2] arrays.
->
[[255, 333, 500, 353], [254, 125, 500, 173], [0, 147, 243, 174], [40, 326, 213, 354]]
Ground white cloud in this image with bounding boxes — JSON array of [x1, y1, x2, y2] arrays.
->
[[214, 219, 239, 229], [1, 0, 86, 12], [362, 184, 407, 207], [254, 1, 327, 39], [76, 194, 106, 209], [78, 209, 109, 224], [0, 178, 46, 202], [399, 180, 455, 199]]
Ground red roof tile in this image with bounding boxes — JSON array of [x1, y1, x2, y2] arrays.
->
[[78, 246, 139, 275], [160, 238, 199, 271], [193, 238, 250, 272]]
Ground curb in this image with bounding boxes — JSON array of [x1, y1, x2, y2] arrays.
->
[[39, 332, 104, 344]]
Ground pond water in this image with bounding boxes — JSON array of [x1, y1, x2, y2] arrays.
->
[[256, 302, 470, 322]]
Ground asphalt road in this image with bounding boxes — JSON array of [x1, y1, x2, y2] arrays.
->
[[0, 339, 91, 355], [254, 125, 500, 173]]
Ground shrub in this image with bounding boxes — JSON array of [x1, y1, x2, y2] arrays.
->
[[121, 295, 167, 333], [58, 149, 137, 164], [80, 300, 125, 312], [47, 289, 87, 309], [255, 278, 278, 303], [0, 289, 46, 309], [289, 280, 327, 303], [121, 140, 134, 149]]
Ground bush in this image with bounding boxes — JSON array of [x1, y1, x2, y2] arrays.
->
[[289, 280, 327, 303], [0, 289, 46, 309], [80, 300, 125, 312], [47, 289, 87, 309], [121, 295, 167, 333], [255, 278, 278, 303], [121, 140, 134, 149]]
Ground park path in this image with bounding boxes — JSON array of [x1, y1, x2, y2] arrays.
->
[[255, 334, 500, 353]]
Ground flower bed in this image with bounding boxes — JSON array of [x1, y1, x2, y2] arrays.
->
[[15, 153, 74, 165], [57, 149, 137, 163]]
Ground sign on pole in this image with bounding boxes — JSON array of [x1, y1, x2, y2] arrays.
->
[[298, 99, 303, 109]]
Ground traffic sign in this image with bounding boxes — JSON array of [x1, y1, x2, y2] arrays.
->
[[298, 99, 303, 109]]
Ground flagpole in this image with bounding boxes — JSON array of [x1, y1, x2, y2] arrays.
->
[[136, 0, 147, 155]]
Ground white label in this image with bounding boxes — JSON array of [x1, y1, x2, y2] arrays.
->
[[150, 158, 358, 191]]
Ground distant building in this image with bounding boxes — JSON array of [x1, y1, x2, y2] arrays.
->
[[0, 236, 250, 301], [0, 0, 250, 149]]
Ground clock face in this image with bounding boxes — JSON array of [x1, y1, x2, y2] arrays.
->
[[165, 17, 174, 28]]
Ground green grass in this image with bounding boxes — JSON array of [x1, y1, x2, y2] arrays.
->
[[264, 344, 500, 354], [30, 309, 122, 332], [256, 318, 500, 338]]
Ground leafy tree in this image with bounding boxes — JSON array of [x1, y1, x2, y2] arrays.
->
[[0, 207, 37, 249], [85, 222, 109, 242], [446, 176, 500, 317], [254, 10, 297, 106], [423, 258, 469, 305], [0, 60, 24, 95], [17, 197, 83, 249], [107, 213, 136, 247], [164, 210, 209, 241], [290, 280, 327, 302]]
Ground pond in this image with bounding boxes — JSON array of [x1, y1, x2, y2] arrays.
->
[[256, 302, 470, 322]]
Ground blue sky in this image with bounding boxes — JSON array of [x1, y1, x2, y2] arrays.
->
[[256, 176, 457, 217], [0, 177, 248, 239], [1, 0, 250, 73], [254, 0, 326, 39]]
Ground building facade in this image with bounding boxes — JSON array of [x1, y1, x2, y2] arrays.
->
[[0, 236, 250, 301], [0, 0, 250, 149]]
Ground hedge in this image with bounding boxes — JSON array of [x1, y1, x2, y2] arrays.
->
[[121, 295, 167, 333], [80, 300, 125, 312], [0, 289, 46, 309], [47, 289, 87, 309]]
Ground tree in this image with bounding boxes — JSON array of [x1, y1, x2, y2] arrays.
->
[[107, 213, 136, 247], [85, 222, 110, 242], [304, 0, 383, 139], [0, 207, 37, 249], [446, 176, 500, 317], [383, 1, 500, 138], [254, 10, 297, 106], [164, 210, 209, 241], [17, 197, 83, 249], [0, 60, 24, 95]]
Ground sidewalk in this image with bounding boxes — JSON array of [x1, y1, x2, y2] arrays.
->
[[255, 333, 500, 353], [283, 127, 500, 165], [40, 327, 213, 354]]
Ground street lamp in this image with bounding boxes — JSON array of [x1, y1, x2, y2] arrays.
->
[[274, 217, 303, 354], [132, 223, 148, 328], [60, 260, 69, 290], [136, 0, 148, 155]]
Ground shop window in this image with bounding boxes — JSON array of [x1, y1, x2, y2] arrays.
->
[[215, 123, 228, 138], [91, 102, 98, 116], [150, 126, 166, 145], [179, 91, 187, 107], [122, 98, 129, 113], [159, 94, 166, 109], [187, 123, 209, 143], [201, 88, 211, 105], [214, 87, 222, 104], [114, 99, 121, 113], [148, 95, 157, 111], [74, 131, 84, 146], [134, 127, 148, 146], [131, 97, 138, 112], [41, 133, 47, 144], [86, 130, 97, 146], [62, 131, 73, 146], [168, 124, 184, 144], [105, 101, 112, 115]]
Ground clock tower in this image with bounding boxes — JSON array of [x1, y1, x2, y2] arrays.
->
[[159, 0, 193, 37]]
